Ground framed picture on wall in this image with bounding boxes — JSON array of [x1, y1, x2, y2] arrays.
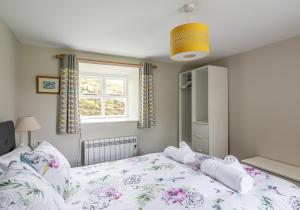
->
[[36, 76, 60, 94]]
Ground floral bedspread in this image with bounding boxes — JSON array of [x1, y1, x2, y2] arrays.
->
[[65, 153, 300, 210]]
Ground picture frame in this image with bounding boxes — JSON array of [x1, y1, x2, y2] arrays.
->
[[36, 76, 60, 94]]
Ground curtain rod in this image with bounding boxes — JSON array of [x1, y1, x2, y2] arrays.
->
[[54, 54, 157, 69]]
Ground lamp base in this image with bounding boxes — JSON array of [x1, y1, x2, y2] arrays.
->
[[28, 131, 32, 148]]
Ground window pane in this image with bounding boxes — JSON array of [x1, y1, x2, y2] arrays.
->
[[105, 79, 125, 96], [80, 78, 101, 95], [104, 98, 126, 116], [79, 98, 101, 116]]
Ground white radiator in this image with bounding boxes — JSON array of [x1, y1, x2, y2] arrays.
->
[[83, 136, 137, 165]]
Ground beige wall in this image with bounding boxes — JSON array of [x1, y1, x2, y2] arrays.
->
[[18, 44, 183, 166], [0, 17, 20, 122], [211, 35, 300, 167]]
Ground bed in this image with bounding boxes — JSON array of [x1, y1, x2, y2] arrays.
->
[[64, 153, 300, 210], [0, 121, 299, 210]]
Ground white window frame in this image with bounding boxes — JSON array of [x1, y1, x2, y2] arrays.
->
[[79, 72, 128, 121]]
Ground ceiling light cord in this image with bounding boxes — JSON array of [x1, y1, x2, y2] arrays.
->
[[184, 2, 194, 23]]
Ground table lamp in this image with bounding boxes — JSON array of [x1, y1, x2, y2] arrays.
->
[[16, 116, 41, 148]]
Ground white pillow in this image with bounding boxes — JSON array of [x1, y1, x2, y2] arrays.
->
[[20, 141, 71, 199], [0, 161, 66, 210], [0, 143, 32, 170]]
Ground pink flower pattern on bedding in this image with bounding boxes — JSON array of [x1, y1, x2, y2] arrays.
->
[[162, 188, 187, 205]]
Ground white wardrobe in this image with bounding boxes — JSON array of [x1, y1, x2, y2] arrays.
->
[[178, 65, 228, 158]]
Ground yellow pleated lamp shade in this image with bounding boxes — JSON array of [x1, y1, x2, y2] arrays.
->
[[170, 22, 209, 61]]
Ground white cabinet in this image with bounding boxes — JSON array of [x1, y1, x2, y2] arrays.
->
[[192, 121, 208, 138], [179, 65, 228, 158], [192, 121, 209, 153], [192, 135, 209, 154]]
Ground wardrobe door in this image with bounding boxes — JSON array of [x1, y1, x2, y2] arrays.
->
[[208, 66, 228, 158]]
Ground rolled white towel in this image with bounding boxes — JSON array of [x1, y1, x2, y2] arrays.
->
[[223, 155, 245, 173], [164, 146, 184, 163], [164, 146, 195, 165], [179, 141, 194, 154], [179, 141, 195, 164], [181, 151, 195, 164], [201, 159, 254, 194]]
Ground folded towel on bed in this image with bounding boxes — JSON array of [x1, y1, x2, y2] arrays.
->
[[164, 145, 195, 165], [179, 141, 194, 154], [223, 155, 245, 173], [201, 159, 254, 194], [179, 141, 196, 164]]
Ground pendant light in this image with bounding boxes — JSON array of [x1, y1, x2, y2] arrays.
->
[[170, 2, 209, 61]]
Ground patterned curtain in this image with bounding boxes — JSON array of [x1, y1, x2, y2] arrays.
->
[[57, 54, 81, 134], [138, 63, 156, 128]]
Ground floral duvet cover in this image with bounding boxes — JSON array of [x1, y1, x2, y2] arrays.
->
[[65, 153, 300, 210]]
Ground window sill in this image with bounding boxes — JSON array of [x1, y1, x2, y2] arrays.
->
[[81, 118, 139, 124]]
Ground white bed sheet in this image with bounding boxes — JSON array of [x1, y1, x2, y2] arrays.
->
[[65, 153, 300, 210]]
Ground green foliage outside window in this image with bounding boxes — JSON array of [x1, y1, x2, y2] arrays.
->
[[79, 77, 126, 117], [79, 78, 101, 95], [105, 79, 125, 96], [105, 99, 125, 115], [79, 98, 101, 116]]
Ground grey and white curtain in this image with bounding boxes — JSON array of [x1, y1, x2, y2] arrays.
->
[[57, 54, 81, 134], [138, 63, 156, 128]]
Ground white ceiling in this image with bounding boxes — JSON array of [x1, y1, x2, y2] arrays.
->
[[1, 0, 300, 63]]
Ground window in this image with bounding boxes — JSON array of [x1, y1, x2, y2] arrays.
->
[[79, 62, 139, 123], [79, 77, 127, 117]]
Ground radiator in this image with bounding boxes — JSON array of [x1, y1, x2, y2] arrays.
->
[[83, 136, 137, 165]]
